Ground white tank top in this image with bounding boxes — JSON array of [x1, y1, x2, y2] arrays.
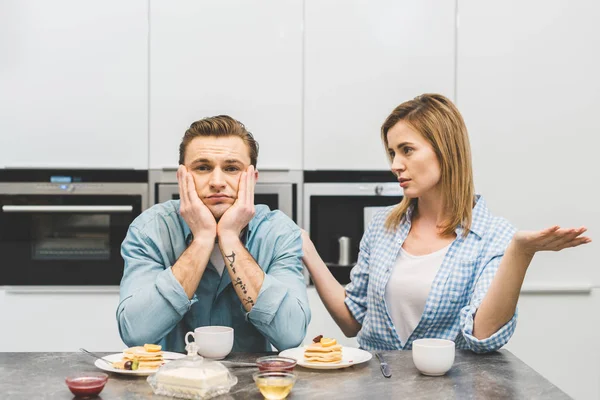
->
[[384, 244, 451, 345]]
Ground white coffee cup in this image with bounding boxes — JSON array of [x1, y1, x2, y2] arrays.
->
[[412, 338, 455, 376], [184, 326, 234, 360]]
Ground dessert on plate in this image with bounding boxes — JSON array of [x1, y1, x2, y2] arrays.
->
[[112, 343, 164, 371], [303, 335, 343, 364]]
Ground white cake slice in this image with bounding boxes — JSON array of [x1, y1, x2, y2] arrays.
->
[[154, 366, 231, 398]]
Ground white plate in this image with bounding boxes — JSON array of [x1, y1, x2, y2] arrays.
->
[[279, 346, 372, 370], [94, 351, 186, 376]]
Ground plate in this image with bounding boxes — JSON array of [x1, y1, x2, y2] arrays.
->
[[279, 346, 372, 370], [94, 351, 186, 376]]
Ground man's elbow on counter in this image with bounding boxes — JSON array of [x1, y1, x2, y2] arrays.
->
[[274, 328, 306, 351], [118, 317, 160, 348], [272, 316, 310, 351]]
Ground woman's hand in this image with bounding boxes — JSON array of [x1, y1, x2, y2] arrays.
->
[[300, 229, 317, 271], [512, 226, 591, 257]]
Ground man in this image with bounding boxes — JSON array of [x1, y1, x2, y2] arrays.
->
[[117, 115, 310, 353]]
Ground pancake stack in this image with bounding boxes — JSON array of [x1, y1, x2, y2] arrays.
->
[[304, 336, 343, 364], [113, 344, 164, 371]]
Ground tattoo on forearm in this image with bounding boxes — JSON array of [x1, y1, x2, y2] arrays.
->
[[233, 277, 248, 294], [226, 251, 254, 307], [225, 251, 236, 274]]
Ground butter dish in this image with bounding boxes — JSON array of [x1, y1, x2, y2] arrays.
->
[[147, 343, 237, 399]]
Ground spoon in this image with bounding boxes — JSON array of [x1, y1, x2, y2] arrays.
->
[[79, 348, 113, 366]]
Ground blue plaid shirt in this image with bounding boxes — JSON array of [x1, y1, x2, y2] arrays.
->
[[344, 195, 517, 353]]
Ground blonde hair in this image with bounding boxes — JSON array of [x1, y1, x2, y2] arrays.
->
[[381, 94, 474, 236]]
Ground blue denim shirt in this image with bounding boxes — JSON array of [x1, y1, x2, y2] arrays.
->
[[117, 201, 310, 353]]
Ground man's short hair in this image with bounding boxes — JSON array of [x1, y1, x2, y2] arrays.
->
[[178, 115, 259, 167]]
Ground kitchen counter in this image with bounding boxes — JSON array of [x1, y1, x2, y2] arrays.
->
[[0, 350, 569, 399]]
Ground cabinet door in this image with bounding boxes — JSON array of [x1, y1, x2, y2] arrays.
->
[[457, 0, 599, 286], [150, 0, 303, 170], [505, 290, 600, 400], [0, 0, 148, 169], [304, 0, 456, 170], [0, 288, 125, 351]]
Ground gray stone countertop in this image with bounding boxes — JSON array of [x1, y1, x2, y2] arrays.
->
[[0, 350, 570, 399]]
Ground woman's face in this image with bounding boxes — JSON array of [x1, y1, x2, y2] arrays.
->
[[386, 121, 441, 199]]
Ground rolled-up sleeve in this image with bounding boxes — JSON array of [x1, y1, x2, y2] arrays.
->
[[117, 226, 196, 346], [460, 254, 518, 353], [344, 232, 371, 325], [246, 228, 311, 351]]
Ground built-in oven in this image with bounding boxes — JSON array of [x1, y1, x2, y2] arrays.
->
[[303, 171, 403, 284], [150, 169, 301, 223], [0, 170, 148, 286]]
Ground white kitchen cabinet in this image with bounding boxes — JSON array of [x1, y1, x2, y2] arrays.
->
[[505, 290, 600, 400], [150, 0, 303, 170], [0, 288, 125, 352], [456, 0, 599, 285], [303, 0, 456, 170], [0, 0, 148, 169], [458, 1, 600, 398]]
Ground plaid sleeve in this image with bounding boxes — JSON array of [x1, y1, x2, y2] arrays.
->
[[344, 231, 371, 325], [460, 254, 518, 353]]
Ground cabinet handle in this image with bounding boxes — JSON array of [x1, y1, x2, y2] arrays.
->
[[3, 286, 120, 294], [520, 283, 592, 294], [2, 205, 133, 213]]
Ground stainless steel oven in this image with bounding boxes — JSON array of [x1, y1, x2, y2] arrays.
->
[[303, 171, 403, 284], [0, 170, 148, 286], [150, 169, 301, 223]]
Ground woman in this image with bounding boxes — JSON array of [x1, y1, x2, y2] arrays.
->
[[301, 94, 590, 353]]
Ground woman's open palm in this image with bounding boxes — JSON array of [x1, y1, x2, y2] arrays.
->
[[513, 226, 591, 256]]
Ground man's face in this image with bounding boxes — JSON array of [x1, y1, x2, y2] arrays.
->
[[183, 135, 252, 220]]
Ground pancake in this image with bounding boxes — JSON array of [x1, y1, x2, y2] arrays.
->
[[137, 360, 164, 369], [123, 354, 163, 362], [123, 346, 164, 358], [303, 337, 343, 363], [304, 343, 343, 353], [304, 351, 342, 360], [304, 356, 343, 364], [113, 344, 165, 370]]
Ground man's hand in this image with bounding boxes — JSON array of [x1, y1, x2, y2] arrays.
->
[[512, 225, 591, 258], [177, 165, 217, 243], [217, 165, 256, 239]]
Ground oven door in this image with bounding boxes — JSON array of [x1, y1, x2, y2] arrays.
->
[[303, 182, 402, 284], [0, 194, 142, 285], [157, 183, 295, 221]]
